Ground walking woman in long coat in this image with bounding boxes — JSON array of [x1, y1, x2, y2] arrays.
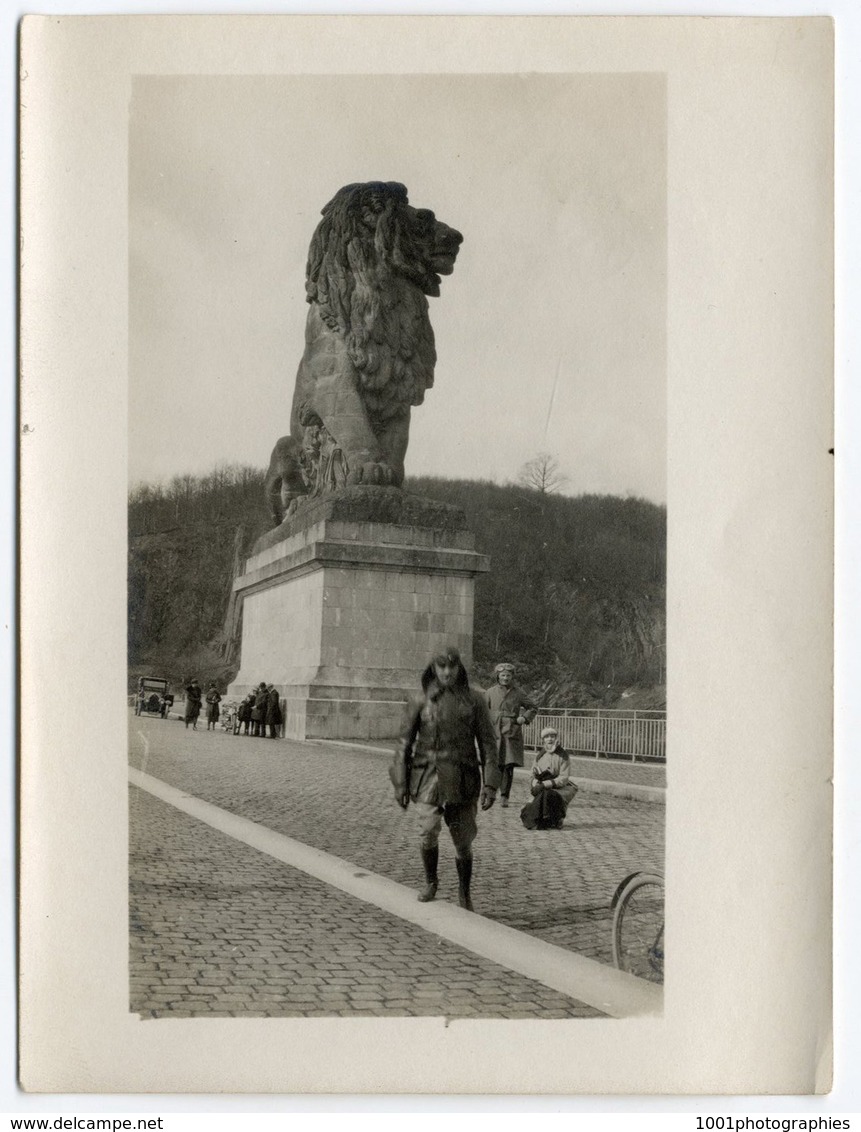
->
[[485, 662, 538, 806], [184, 679, 203, 730], [205, 683, 222, 731]]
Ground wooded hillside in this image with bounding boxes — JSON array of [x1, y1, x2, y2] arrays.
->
[[128, 466, 665, 707]]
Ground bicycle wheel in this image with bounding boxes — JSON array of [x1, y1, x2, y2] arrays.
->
[[611, 872, 664, 983]]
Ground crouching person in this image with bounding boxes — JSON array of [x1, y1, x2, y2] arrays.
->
[[520, 726, 579, 830], [390, 647, 500, 911]]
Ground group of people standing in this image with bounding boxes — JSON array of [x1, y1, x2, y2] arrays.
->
[[181, 679, 282, 739], [235, 683, 283, 738], [390, 650, 578, 912], [182, 651, 573, 914], [182, 680, 226, 731], [485, 661, 578, 830]]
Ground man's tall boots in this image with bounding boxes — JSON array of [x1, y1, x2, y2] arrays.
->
[[418, 846, 439, 902], [455, 856, 474, 912]]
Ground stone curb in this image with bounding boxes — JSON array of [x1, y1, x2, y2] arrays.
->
[[316, 740, 666, 805]]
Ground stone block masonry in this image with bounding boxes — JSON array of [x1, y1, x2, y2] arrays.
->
[[228, 489, 489, 740]]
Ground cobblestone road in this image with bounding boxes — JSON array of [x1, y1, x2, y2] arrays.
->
[[339, 740, 667, 790], [129, 713, 664, 1019]]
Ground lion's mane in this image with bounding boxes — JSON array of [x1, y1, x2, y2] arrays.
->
[[304, 181, 441, 422]]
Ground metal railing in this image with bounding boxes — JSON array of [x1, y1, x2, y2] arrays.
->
[[523, 708, 666, 762]]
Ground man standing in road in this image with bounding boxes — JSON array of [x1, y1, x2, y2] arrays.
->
[[390, 647, 499, 912], [205, 683, 222, 731], [485, 662, 538, 807], [266, 683, 283, 739]]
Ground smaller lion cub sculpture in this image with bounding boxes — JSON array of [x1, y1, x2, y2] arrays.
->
[[265, 181, 463, 525]]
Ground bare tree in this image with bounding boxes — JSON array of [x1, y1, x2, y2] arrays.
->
[[517, 452, 569, 495]]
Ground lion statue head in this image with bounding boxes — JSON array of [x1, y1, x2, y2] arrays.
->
[[265, 182, 463, 526], [304, 181, 463, 417]]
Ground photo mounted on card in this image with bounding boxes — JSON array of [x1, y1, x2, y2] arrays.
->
[[19, 15, 832, 1095]]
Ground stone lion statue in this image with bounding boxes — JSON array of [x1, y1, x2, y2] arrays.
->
[[264, 181, 463, 525]]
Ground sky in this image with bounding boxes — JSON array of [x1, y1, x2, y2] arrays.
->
[[129, 72, 666, 502]]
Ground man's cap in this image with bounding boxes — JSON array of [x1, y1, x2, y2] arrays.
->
[[432, 646, 462, 666], [494, 662, 515, 675], [541, 726, 559, 739]]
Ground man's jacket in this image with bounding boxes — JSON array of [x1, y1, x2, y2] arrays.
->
[[391, 666, 500, 806]]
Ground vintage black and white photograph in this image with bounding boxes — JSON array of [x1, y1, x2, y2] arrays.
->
[[126, 72, 666, 1023], [19, 14, 835, 1098]]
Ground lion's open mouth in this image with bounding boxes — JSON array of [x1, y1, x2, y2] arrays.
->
[[432, 248, 460, 275], [431, 224, 463, 274], [432, 260, 455, 276]]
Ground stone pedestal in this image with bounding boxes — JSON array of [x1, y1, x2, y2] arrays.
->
[[228, 487, 489, 740]]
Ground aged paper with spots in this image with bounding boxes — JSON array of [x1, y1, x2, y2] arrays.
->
[[19, 14, 833, 1096]]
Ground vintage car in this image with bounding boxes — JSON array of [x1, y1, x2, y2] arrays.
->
[[134, 677, 175, 718]]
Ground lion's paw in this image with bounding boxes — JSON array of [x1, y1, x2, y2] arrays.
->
[[348, 462, 396, 486]]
